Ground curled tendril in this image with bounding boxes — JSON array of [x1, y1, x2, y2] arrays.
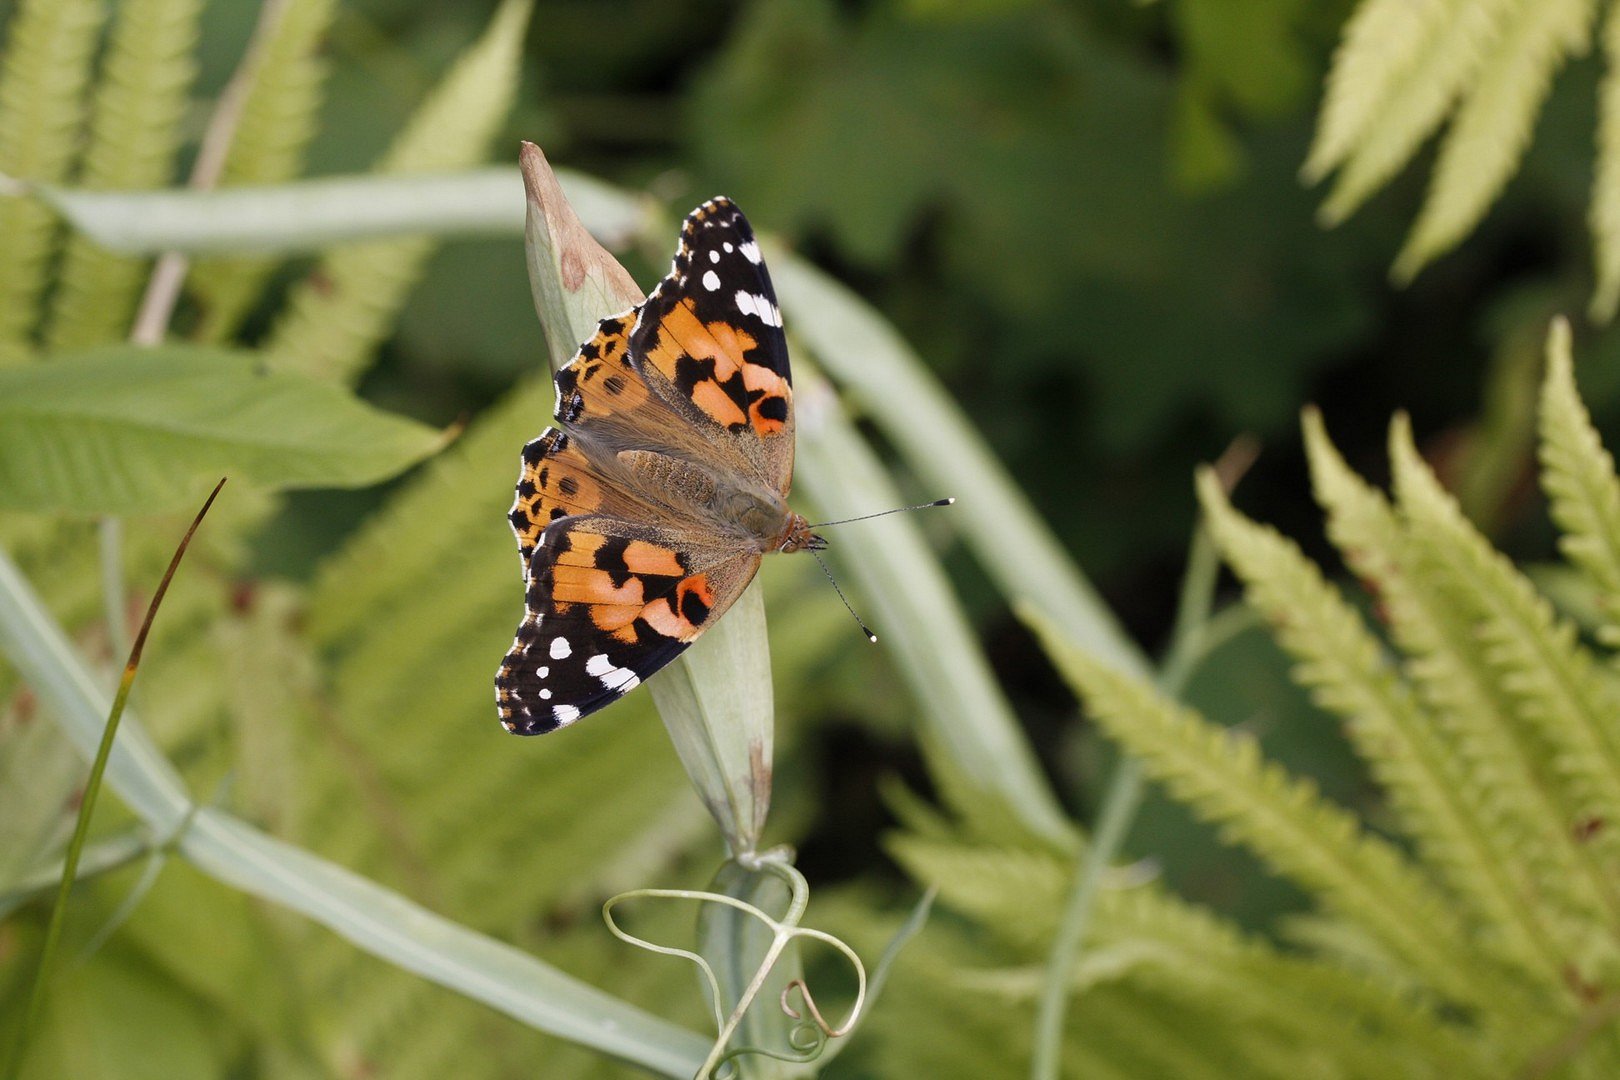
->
[[603, 853, 871, 1080], [781, 978, 850, 1039]]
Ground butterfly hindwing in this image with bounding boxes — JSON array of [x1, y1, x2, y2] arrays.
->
[[496, 514, 762, 733]]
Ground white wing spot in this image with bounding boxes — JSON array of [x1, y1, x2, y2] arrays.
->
[[536, 665, 549, 679], [709, 249, 721, 264], [735, 290, 782, 327], [550, 637, 572, 659], [552, 704, 580, 726], [586, 653, 639, 691], [702, 270, 721, 292], [739, 239, 762, 264], [723, 242, 734, 252], [539, 688, 552, 700]]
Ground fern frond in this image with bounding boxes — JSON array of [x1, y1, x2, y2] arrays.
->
[[1594, 5, 1620, 320], [306, 377, 545, 643], [1102, 887, 1491, 1076], [1031, 613, 1489, 1009], [1390, 415, 1620, 878], [886, 833, 1069, 950], [1305, 407, 1620, 965], [1393, 0, 1594, 281], [1304, 0, 1465, 182], [0, 0, 104, 364], [1198, 464, 1571, 990], [43, 0, 205, 352], [189, 0, 338, 344], [1205, 466, 1568, 990], [1318, 0, 1523, 227], [1073, 988, 1282, 1080], [260, 0, 533, 385], [218, 585, 320, 837], [890, 833, 1488, 1075], [1538, 318, 1620, 649]]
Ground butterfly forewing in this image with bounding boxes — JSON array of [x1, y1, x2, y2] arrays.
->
[[631, 198, 795, 495]]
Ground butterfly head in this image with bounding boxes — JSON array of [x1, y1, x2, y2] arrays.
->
[[775, 513, 827, 554]]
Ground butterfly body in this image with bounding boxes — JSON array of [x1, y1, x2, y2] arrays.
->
[[496, 198, 816, 735]]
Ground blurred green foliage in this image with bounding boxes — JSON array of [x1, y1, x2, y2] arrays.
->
[[10, 0, 1620, 1075]]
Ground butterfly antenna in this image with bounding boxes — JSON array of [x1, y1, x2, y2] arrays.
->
[[807, 497, 955, 530], [810, 548, 878, 644]]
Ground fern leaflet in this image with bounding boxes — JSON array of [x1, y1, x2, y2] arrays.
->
[[1390, 415, 1620, 879], [43, 0, 205, 352], [0, 0, 104, 363], [1317, 0, 1524, 227], [1393, 0, 1594, 281], [260, 0, 533, 385], [190, 0, 338, 344], [1539, 317, 1620, 649]]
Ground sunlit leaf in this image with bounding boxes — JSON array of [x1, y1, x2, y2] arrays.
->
[[0, 346, 443, 513]]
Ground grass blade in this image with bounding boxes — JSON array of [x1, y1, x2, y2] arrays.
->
[[4, 477, 223, 1078]]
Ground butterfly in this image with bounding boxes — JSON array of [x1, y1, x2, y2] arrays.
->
[[495, 197, 822, 734]]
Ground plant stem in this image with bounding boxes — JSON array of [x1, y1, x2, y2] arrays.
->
[[129, 0, 291, 345], [1029, 523, 1222, 1080], [4, 480, 224, 1080]]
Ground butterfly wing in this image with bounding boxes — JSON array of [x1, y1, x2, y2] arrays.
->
[[499, 197, 795, 733], [496, 514, 761, 733], [630, 197, 795, 497]]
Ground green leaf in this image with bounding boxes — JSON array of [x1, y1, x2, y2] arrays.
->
[[1316, 0, 1520, 227], [1303, 0, 1464, 182], [11, 945, 232, 1080], [1304, 405, 1619, 965], [1389, 414, 1620, 873], [2, 167, 645, 258], [0, 701, 80, 889], [190, 0, 340, 342], [0, 345, 443, 514]]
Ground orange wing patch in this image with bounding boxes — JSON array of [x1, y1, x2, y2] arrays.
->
[[642, 300, 789, 433], [509, 430, 606, 568], [554, 313, 651, 425], [643, 574, 715, 641], [538, 526, 716, 644]]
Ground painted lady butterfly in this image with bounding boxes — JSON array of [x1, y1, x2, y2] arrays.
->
[[496, 198, 820, 734]]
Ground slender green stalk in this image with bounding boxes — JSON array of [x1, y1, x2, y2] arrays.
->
[[1029, 523, 1222, 1080], [4, 477, 224, 1080]]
